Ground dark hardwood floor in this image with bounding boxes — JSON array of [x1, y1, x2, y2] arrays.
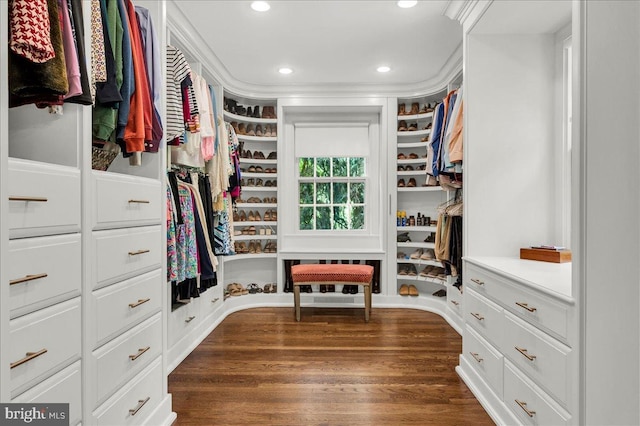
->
[[169, 307, 494, 425]]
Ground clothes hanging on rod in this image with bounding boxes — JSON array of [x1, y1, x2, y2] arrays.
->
[[434, 190, 463, 288]]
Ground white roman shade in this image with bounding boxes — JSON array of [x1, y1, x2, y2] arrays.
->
[[294, 123, 370, 158]]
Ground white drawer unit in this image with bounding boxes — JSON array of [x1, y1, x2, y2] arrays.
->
[[8, 233, 81, 318], [504, 361, 571, 426], [12, 361, 82, 426], [463, 325, 504, 399], [196, 290, 223, 321], [92, 314, 162, 406], [447, 284, 463, 317], [7, 159, 81, 238], [91, 269, 162, 346], [503, 311, 570, 406], [93, 357, 163, 426], [9, 297, 81, 397], [465, 288, 504, 348], [92, 226, 162, 289], [92, 172, 162, 230], [169, 301, 200, 348], [459, 258, 575, 425]]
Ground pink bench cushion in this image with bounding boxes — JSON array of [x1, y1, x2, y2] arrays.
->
[[291, 264, 374, 284]]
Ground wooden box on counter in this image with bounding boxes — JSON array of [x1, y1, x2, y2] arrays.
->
[[520, 248, 572, 263]]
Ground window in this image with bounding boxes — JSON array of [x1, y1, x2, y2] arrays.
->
[[298, 157, 366, 230]]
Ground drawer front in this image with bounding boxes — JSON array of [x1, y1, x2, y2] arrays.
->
[[504, 361, 571, 426], [465, 289, 504, 348], [197, 290, 223, 320], [465, 261, 569, 341], [93, 172, 161, 229], [10, 298, 81, 397], [447, 284, 463, 317], [93, 314, 162, 406], [169, 302, 200, 348], [94, 357, 163, 426], [93, 269, 162, 346], [9, 234, 82, 318], [12, 361, 82, 426], [92, 226, 162, 289], [463, 325, 504, 398], [503, 312, 570, 406], [8, 159, 81, 238]]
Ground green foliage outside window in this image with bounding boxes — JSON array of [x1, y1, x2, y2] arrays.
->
[[298, 157, 366, 231]]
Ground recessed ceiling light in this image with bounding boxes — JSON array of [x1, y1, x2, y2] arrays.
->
[[377, 66, 391, 73], [279, 67, 293, 75], [397, 1, 417, 8], [251, 1, 270, 12]]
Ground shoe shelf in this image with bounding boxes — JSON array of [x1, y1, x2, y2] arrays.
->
[[233, 235, 277, 241], [236, 134, 277, 143], [397, 158, 428, 165], [396, 274, 447, 285], [241, 186, 278, 192], [235, 202, 278, 208], [397, 258, 441, 267], [397, 170, 427, 176], [397, 242, 436, 249], [235, 220, 277, 227], [241, 172, 278, 178], [397, 111, 434, 121], [397, 226, 437, 232], [240, 158, 277, 165], [397, 129, 431, 138], [398, 141, 429, 149], [397, 186, 442, 192], [223, 110, 277, 124], [224, 253, 277, 262]]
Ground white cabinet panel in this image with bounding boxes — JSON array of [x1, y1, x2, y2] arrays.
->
[[92, 314, 162, 406], [92, 172, 161, 230], [504, 361, 571, 426], [8, 233, 81, 318], [93, 358, 163, 426], [465, 288, 504, 348], [92, 269, 162, 346], [169, 302, 200, 348], [503, 311, 570, 406], [12, 361, 82, 426], [9, 298, 81, 397], [92, 226, 161, 289], [463, 325, 504, 399], [8, 159, 81, 238]]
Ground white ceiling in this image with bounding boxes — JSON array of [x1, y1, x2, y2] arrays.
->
[[171, 1, 462, 90]]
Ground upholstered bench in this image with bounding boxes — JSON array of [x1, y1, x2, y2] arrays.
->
[[291, 264, 374, 322]]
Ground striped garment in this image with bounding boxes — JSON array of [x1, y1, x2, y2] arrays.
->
[[166, 45, 191, 142]]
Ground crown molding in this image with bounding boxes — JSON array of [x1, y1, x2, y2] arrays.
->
[[166, 1, 463, 99]]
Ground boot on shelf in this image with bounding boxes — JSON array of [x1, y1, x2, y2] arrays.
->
[[409, 102, 419, 115], [398, 103, 406, 116]]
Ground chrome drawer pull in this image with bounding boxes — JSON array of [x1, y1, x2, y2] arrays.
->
[[128, 298, 150, 308], [469, 352, 483, 363], [128, 249, 150, 256], [515, 302, 537, 312], [470, 278, 484, 286], [515, 399, 536, 417], [470, 312, 484, 321], [9, 196, 48, 202], [185, 315, 196, 323], [128, 397, 150, 416], [10, 273, 48, 285], [128, 199, 150, 204], [10, 348, 48, 369], [129, 346, 150, 361], [515, 346, 537, 361], [450, 300, 460, 306]]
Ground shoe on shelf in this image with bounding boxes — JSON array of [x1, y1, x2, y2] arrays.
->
[[397, 153, 407, 160], [264, 210, 271, 221], [432, 289, 447, 297], [408, 122, 418, 131], [419, 266, 434, 277], [255, 241, 263, 254], [253, 105, 261, 118], [410, 249, 423, 259], [398, 266, 408, 275], [420, 249, 435, 260], [398, 120, 408, 131], [398, 103, 407, 116], [267, 151, 277, 159], [399, 284, 410, 296], [256, 124, 264, 137], [397, 251, 407, 259], [246, 107, 253, 117], [264, 124, 272, 137], [408, 285, 419, 297], [407, 178, 417, 187], [409, 102, 419, 115], [407, 265, 417, 276], [238, 123, 247, 135], [424, 233, 435, 243], [397, 179, 406, 187]]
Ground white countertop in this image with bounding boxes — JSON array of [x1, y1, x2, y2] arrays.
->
[[465, 256, 573, 302]]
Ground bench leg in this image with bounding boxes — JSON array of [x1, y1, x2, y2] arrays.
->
[[293, 284, 301, 321], [364, 283, 371, 322]]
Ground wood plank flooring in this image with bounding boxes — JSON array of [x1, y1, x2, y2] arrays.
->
[[169, 307, 494, 425]]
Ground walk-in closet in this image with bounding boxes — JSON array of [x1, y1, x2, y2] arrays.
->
[[0, 1, 638, 425]]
